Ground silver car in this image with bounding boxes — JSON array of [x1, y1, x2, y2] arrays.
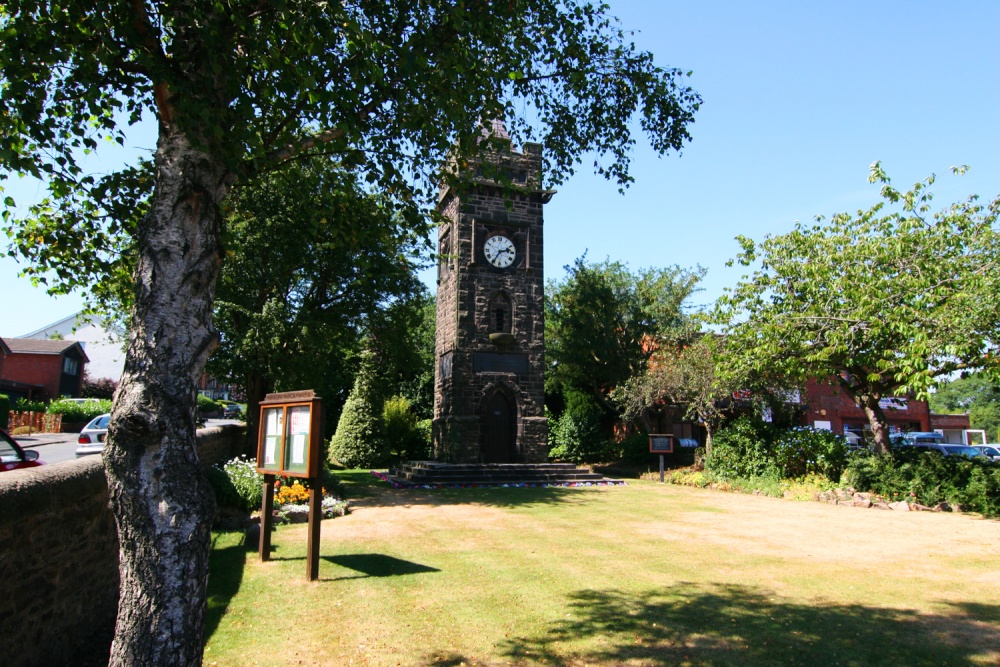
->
[[973, 445, 1000, 462], [75, 413, 110, 457]]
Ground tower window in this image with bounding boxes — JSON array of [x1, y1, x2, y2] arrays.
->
[[490, 293, 512, 334]]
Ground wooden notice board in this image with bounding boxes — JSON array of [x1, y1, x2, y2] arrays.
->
[[649, 434, 675, 454], [256, 390, 322, 479]]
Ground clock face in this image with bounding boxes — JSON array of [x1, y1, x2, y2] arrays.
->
[[484, 235, 516, 268]]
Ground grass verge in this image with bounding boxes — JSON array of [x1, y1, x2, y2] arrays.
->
[[204, 472, 1000, 666]]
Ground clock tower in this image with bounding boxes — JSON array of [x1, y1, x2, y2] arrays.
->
[[432, 123, 554, 463]]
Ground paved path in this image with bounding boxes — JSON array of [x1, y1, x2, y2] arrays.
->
[[14, 418, 244, 464]]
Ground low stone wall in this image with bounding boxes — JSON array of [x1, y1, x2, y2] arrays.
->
[[0, 424, 245, 667]]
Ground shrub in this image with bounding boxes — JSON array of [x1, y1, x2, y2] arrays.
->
[[705, 416, 778, 480], [81, 375, 118, 399], [221, 456, 263, 512], [618, 432, 654, 466], [14, 398, 47, 413], [382, 395, 429, 461], [843, 449, 1000, 515], [197, 393, 221, 414], [0, 394, 8, 429], [47, 398, 112, 423], [206, 466, 245, 511], [773, 427, 849, 482], [329, 369, 389, 468], [548, 396, 609, 464], [416, 419, 433, 456]]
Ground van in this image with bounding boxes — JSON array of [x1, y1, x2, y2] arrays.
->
[[899, 432, 946, 445]]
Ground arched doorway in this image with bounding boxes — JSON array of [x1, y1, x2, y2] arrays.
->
[[482, 391, 516, 463]]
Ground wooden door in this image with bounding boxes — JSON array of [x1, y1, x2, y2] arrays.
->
[[483, 392, 515, 463]]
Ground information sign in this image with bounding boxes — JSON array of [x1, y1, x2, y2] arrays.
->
[[256, 390, 322, 479], [649, 434, 674, 454], [255, 389, 324, 580]]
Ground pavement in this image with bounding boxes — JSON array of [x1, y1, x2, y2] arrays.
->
[[14, 431, 79, 448], [13, 418, 244, 449]]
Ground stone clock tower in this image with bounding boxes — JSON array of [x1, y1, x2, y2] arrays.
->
[[432, 123, 554, 463]]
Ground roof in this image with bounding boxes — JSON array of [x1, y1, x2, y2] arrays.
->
[[0, 337, 90, 362], [20, 311, 88, 338], [479, 117, 510, 141]]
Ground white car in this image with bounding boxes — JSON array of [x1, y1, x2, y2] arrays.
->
[[75, 413, 111, 457]]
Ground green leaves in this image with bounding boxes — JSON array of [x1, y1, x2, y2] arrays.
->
[[546, 256, 705, 412], [717, 166, 1000, 418]]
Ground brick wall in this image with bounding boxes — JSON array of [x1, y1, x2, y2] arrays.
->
[[929, 413, 970, 430], [802, 379, 931, 433], [1, 352, 65, 399], [0, 424, 245, 667]]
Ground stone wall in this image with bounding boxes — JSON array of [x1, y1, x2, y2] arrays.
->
[[432, 140, 549, 463], [0, 424, 245, 667]]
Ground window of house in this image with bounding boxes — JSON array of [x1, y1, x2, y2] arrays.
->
[[63, 356, 79, 375]]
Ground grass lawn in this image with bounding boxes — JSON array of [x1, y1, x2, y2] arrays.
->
[[204, 471, 1000, 666]]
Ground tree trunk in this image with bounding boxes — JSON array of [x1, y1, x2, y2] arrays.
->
[[103, 124, 229, 667], [859, 396, 892, 455]]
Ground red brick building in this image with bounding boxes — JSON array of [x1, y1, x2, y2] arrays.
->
[[928, 412, 973, 444], [801, 378, 931, 442], [0, 337, 89, 401]]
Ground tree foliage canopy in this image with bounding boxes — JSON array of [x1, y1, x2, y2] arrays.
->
[[1, 3, 701, 664], [612, 334, 734, 439], [715, 164, 1000, 452], [545, 256, 704, 412], [2, 0, 701, 224], [206, 156, 426, 413], [930, 373, 1000, 441]]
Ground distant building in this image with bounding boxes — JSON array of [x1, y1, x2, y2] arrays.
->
[[0, 337, 89, 401], [928, 412, 972, 445], [801, 378, 931, 441], [20, 312, 125, 381]]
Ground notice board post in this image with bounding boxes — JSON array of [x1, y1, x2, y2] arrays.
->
[[256, 390, 323, 580], [649, 434, 674, 483]]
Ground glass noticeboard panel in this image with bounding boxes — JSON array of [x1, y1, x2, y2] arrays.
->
[[259, 407, 285, 473], [284, 405, 311, 474], [256, 391, 321, 478]]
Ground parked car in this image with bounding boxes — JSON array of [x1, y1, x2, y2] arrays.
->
[[894, 431, 947, 446], [898, 441, 986, 459], [222, 403, 243, 419], [76, 413, 111, 457], [1, 427, 44, 472], [973, 445, 1000, 462]]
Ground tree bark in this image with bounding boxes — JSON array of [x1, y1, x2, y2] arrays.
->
[[859, 396, 892, 455], [103, 124, 230, 667]]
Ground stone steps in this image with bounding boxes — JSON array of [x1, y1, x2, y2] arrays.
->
[[381, 461, 624, 488]]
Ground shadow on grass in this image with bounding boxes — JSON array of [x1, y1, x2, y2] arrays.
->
[[321, 553, 441, 581], [429, 583, 1000, 667], [337, 470, 608, 510], [264, 551, 441, 582], [204, 532, 253, 642]]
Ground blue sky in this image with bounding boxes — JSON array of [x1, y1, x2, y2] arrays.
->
[[3, 0, 999, 336]]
